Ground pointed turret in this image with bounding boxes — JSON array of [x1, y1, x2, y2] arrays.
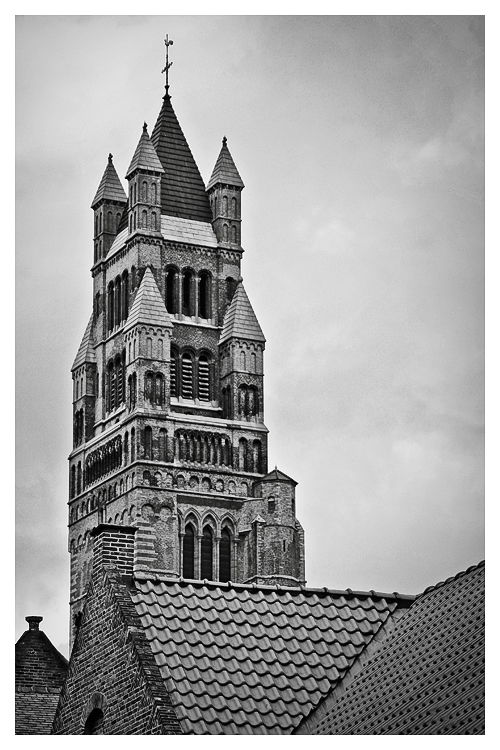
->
[[151, 94, 212, 222], [207, 136, 244, 247], [220, 282, 265, 344], [219, 282, 265, 427], [124, 267, 172, 331], [71, 315, 96, 371], [91, 154, 127, 264], [71, 315, 97, 447], [126, 124, 164, 236]]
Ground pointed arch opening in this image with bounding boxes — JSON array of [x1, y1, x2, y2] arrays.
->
[[182, 522, 195, 579], [200, 525, 213, 580], [219, 527, 232, 583]]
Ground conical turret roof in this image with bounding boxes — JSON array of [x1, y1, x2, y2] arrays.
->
[[207, 137, 244, 190], [124, 267, 173, 331], [91, 154, 127, 208], [72, 315, 96, 370], [151, 94, 212, 221], [126, 123, 164, 178], [220, 282, 265, 344]]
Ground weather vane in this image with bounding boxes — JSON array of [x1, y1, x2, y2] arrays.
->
[[162, 34, 174, 92]]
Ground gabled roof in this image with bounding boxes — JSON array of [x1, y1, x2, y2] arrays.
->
[[220, 283, 265, 345], [207, 137, 244, 191], [16, 616, 68, 735], [126, 123, 164, 179], [131, 577, 413, 734], [71, 315, 95, 371], [260, 468, 297, 486], [124, 267, 172, 331], [91, 154, 127, 208], [296, 561, 485, 735], [151, 94, 212, 222]]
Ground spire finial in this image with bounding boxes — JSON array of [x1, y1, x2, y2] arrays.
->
[[162, 34, 174, 94], [143, 122, 148, 134], [222, 136, 227, 147], [108, 153, 113, 164]]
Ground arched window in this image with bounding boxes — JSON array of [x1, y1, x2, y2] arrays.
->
[[129, 214, 133, 232], [199, 271, 211, 319], [115, 276, 122, 326], [144, 426, 152, 460], [142, 180, 148, 202], [238, 438, 248, 472], [226, 277, 236, 304], [122, 270, 129, 320], [133, 211, 136, 230], [165, 268, 177, 314], [131, 266, 136, 290], [116, 213, 121, 231], [94, 214, 98, 236], [146, 337, 152, 358], [159, 428, 167, 462], [200, 525, 213, 580], [128, 372, 137, 409], [231, 225, 237, 243], [219, 528, 231, 583], [152, 212, 157, 230], [77, 462, 82, 495], [124, 432, 129, 465], [71, 465, 76, 499], [181, 353, 194, 399], [99, 212, 102, 233], [252, 440, 262, 473], [170, 346, 179, 397], [240, 351, 246, 370], [183, 524, 195, 579], [107, 211, 112, 231], [145, 372, 154, 402], [223, 195, 228, 215], [155, 373, 165, 405], [223, 224, 229, 242], [152, 183, 157, 204], [182, 270, 194, 316], [84, 708, 104, 735], [197, 354, 210, 402], [141, 210, 147, 228], [231, 197, 237, 217], [131, 428, 136, 462], [107, 282, 114, 331]]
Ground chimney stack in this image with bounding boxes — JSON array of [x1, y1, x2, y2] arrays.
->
[[90, 524, 137, 577]]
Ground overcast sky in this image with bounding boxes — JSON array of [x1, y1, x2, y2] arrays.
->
[[16, 15, 484, 655]]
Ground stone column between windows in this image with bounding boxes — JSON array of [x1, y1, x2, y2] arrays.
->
[[177, 271, 183, 320], [194, 275, 200, 322], [174, 271, 180, 318], [196, 534, 203, 579], [214, 536, 221, 581], [179, 532, 184, 576]]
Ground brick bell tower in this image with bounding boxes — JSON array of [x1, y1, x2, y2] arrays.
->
[[68, 56, 305, 641]]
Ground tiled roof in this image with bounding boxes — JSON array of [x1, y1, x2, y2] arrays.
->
[[71, 315, 95, 370], [131, 577, 413, 734], [125, 123, 164, 178], [91, 154, 127, 208], [261, 468, 297, 485], [297, 561, 485, 735], [151, 94, 212, 222], [15, 617, 68, 735], [207, 137, 244, 191], [220, 283, 265, 345], [124, 267, 172, 331]]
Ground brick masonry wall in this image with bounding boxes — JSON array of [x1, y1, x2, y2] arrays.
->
[[53, 564, 181, 735]]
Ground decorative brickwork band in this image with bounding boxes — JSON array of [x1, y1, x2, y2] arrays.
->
[[90, 524, 137, 577]]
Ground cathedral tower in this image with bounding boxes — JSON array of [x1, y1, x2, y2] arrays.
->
[[68, 70, 305, 641]]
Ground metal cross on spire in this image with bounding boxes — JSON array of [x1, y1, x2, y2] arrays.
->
[[162, 34, 174, 93]]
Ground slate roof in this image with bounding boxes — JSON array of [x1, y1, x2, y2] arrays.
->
[[15, 617, 68, 735], [207, 137, 244, 191], [71, 315, 96, 371], [151, 94, 212, 222], [220, 282, 265, 345], [124, 267, 172, 331], [297, 561, 485, 735], [131, 577, 413, 734], [126, 123, 164, 178], [91, 154, 127, 208], [261, 468, 297, 485]]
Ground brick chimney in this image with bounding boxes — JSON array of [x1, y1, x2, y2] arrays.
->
[[90, 524, 137, 577]]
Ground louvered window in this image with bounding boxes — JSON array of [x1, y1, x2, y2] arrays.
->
[[198, 356, 210, 401], [181, 354, 194, 399], [200, 526, 213, 580], [170, 356, 177, 397], [183, 525, 195, 579], [219, 528, 231, 583]]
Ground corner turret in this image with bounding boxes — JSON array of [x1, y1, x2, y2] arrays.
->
[[91, 154, 127, 264], [207, 137, 244, 247], [125, 124, 164, 236]]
